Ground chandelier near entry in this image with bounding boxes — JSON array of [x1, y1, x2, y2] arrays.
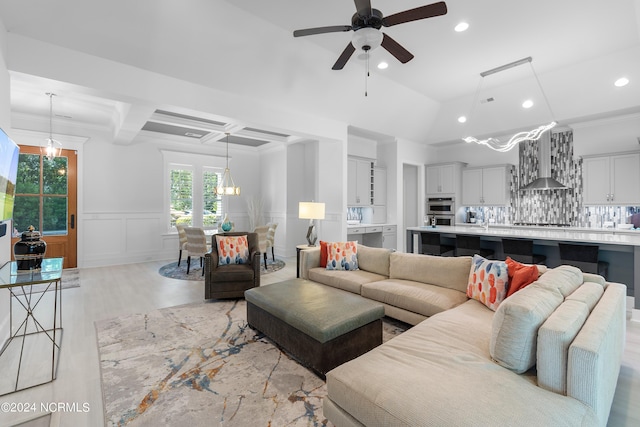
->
[[42, 92, 63, 160], [462, 57, 557, 152], [214, 132, 241, 196]]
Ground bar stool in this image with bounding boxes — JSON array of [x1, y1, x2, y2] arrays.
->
[[421, 232, 455, 256], [502, 238, 547, 265], [455, 235, 494, 259], [558, 243, 608, 279]]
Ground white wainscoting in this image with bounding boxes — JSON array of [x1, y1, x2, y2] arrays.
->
[[80, 212, 255, 268], [81, 212, 174, 268]]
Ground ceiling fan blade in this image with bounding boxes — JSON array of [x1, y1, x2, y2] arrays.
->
[[381, 33, 414, 64], [354, 0, 372, 18], [332, 43, 356, 70], [382, 1, 448, 27], [294, 25, 352, 37]]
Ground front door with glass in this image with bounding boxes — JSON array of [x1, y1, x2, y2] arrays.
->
[[11, 145, 77, 268]]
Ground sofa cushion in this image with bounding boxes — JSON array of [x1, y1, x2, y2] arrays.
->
[[308, 267, 386, 294], [537, 299, 590, 394], [467, 254, 509, 311], [491, 282, 564, 373], [389, 252, 472, 293], [565, 281, 604, 311], [362, 279, 469, 318], [326, 299, 599, 427], [356, 244, 392, 276], [326, 241, 358, 271], [535, 265, 583, 297]]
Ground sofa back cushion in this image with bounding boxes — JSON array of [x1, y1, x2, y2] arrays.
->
[[537, 299, 590, 394], [565, 281, 604, 310], [389, 253, 472, 293], [357, 244, 392, 277], [534, 265, 583, 297], [490, 282, 564, 373]]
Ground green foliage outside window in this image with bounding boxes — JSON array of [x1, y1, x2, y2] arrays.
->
[[13, 154, 68, 234]]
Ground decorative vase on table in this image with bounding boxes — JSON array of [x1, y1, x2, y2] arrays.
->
[[14, 225, 47, 270], [221, 214, 232, 232]]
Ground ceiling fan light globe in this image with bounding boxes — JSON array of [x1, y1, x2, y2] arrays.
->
[[352, 27, 383, 51]]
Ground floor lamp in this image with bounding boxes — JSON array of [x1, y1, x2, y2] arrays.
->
[[298, 202, 325, 246]]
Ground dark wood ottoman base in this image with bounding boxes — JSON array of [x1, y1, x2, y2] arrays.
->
[[247, 301, 382, 379]]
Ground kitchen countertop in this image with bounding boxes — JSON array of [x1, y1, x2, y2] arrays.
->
[[408, 224, 640, 247], [347, 223, 396, 230]]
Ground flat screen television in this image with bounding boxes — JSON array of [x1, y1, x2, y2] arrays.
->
[[0, 128, 20, 224]]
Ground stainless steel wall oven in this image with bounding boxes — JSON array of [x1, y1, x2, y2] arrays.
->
[[426, 197, 455, 226]]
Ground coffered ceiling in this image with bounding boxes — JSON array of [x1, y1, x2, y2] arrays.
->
[[1, 0, 640, 146]]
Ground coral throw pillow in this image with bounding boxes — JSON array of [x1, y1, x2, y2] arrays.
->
[[319, 240, 329, 268], [505, 256, 540, 297], [216, 235, 250, 265], [467, 254, 509, 311], [326, 241, 359, 271]]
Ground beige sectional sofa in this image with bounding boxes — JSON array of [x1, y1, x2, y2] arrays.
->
[[298, 245, 627, 427]]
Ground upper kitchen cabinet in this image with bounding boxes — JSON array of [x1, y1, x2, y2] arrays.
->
[[462, 165, 512, 206], [348, 157, 373, 206], [425, 162, 465, 196], [373, 167, 387, 205], [583, 152, 640, 205]]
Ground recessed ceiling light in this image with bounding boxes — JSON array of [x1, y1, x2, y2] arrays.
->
[[522, 99, 534, 109], [458, 116, 467, 123], [454, 22, 469, 32], [377, 61, 388, 70], [614, 77, 629, 87]]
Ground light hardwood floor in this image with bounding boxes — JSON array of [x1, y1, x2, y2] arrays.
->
[[0, 258, 638, 427]]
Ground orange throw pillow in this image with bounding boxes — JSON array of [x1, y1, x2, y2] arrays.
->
[[505, 256, 540, 297], [319, 241, 328, 268]]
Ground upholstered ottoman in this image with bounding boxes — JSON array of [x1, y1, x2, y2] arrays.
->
[[245, 278, 384, 378]]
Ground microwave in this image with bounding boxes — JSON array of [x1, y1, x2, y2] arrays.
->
[[427, 197, 455, 215]]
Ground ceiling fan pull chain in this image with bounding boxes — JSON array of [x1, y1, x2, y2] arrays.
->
[[365, 47, 370, 96]]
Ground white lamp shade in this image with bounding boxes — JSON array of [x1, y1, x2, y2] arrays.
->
[[298, 202, 325, 220]]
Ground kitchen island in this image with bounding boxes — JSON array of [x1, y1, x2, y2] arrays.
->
[[406, 225, 640, 311]]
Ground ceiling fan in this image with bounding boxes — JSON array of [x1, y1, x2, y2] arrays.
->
[[293, 0, 448, 70]]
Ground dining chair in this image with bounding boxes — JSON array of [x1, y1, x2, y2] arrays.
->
[[253, 224, 270, 269], [266, 222, 278, 262], [176, 224, 188, 266], [184, 227, 209, 275]]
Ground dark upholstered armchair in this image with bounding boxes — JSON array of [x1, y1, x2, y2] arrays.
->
[[204, 232, 261, 299]]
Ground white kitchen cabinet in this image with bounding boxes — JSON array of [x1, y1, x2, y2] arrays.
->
[[426, 162, 463, 196], [382, 225, 397, 250], [348, 157, 373, 206], [583, 152, 640, 205], [462, 165, 511, 206]]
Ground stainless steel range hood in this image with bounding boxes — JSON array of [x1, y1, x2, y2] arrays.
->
[[519, 132, 568, 191]]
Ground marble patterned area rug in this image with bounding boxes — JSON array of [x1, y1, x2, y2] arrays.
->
[[96, 299, 407, 427], [158, 258, 286, 281]]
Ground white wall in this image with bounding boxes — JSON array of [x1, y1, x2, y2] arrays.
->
[[572, 114, 640, 157]]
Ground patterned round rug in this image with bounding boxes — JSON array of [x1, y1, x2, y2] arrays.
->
[[159, 258, 285, 281]]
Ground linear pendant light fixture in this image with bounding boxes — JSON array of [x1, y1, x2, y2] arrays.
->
[[462, 57, 557, 152], [42, 92, 62, 160], [214, 132, 241, 196]]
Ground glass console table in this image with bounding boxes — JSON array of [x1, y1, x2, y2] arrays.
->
[[0, 257, 64, 396]]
